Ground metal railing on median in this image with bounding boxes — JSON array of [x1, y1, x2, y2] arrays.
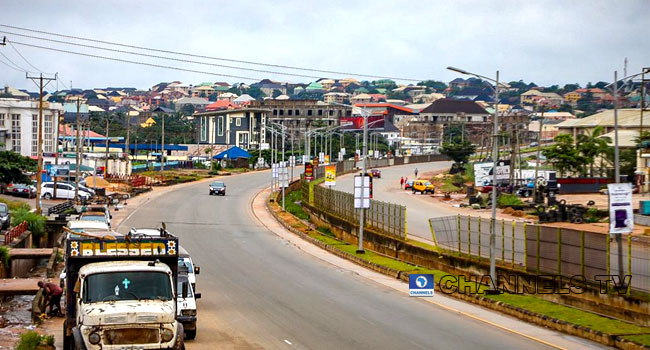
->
[[4, 221, 28, 245], [429, 214, 650, 294]]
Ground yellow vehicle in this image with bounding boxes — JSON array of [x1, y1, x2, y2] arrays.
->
[[412, 180, 435, 194]]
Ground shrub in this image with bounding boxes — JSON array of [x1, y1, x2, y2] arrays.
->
[[16, 331, 43, 350], [439, 182, 461, 193], [0, 246, 9, 267], [42, 335, 55, 346], [11, 208, 47, 237], [0, 197, 30, 211], [497, 194, 524, 208]]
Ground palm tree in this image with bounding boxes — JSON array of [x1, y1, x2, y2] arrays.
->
[[577, 126, 611, 177]]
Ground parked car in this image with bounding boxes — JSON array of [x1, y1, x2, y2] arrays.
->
[[209, 181, 226, 196], [370, 169, 381, 178], [404, 180, 414, 190], [0, 203, 10, 230], [7, 183, 36, 198], [78, 210, 112, 228], [41, 182, 91, 200], [479, 183, 509, 194], [177, 273, 200, 340], [61, 181, 96, 196], [412, 180, 435, 194]]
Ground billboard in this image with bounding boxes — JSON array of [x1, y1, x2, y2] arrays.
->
[[339, 116, 385, 130], [304, 163, 314, 180], [325, 165, 336, 187], [608, 183, 634, 234]]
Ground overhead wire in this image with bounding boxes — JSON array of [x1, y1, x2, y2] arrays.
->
[[8, 40, 53, 75], [0, 23, 423, 82], [0, 51, 29, 72], [0, 30, 325, 80], [9, 40, 263, 81]]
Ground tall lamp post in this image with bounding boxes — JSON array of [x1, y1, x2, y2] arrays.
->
[[447, 66, 506, 291]]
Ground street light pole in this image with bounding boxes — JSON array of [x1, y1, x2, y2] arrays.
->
[[358, 108, 368, 254]]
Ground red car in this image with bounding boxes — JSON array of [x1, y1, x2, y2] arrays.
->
[[371, 169, 381, 178], [404, 180, 414, 190]]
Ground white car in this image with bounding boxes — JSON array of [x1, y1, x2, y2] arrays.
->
[[177, 274, 200, 340], [41, 182, 91, 200]]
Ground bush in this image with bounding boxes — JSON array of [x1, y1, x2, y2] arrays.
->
[[16, 331, 53, 350], [497, 194, 524, 208], [0, 197, 30, 211], [11, 208, 47, 237], [0, 246, 9, 267], [439, 182, 461, 193]]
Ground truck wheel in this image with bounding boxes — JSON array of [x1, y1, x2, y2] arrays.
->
[[44, 193, 52, 200], [185, 329, 196, 340]]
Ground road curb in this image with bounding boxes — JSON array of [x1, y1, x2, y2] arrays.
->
[[265, 189, 650, 350]]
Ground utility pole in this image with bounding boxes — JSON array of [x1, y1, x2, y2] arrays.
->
[[26, 73, 56, 213], [161, 113, 165, 173], [533, 106, 545, 201], [74, 97, 81, 201], [53, 111, 61, 199], [105, 116, 110, 177], [282, 123, 286, 211], [125, 113, 130, 160], [358, 108, 369, 254]]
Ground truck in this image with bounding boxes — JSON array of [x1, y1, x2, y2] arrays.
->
[[63, 230, 184, 350]]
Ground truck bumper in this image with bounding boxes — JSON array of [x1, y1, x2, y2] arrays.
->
[[178, 316, 197, 330]]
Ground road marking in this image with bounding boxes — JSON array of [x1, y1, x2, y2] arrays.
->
[[284, 339, 293, 345], [252, 187, 571, 350]]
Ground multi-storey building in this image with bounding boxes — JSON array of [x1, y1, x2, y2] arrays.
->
[[0, 98, 63, 157]]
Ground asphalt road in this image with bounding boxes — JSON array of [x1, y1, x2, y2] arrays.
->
[[334, 161, 456, 242], [117, 169, 561, 350]]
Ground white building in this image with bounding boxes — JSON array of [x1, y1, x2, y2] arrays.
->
[[0, 98, 64, 157]]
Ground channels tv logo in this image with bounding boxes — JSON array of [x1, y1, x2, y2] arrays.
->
[[409, 274, 434, 297]]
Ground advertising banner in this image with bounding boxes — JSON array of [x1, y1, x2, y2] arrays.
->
[[325, 165, 336, 187], [354, 175, 371, 209], [608, 183, 634, 234]]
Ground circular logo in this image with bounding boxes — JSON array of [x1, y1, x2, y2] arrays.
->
[[415, 276, 428, 288]]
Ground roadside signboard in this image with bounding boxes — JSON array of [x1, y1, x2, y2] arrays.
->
[[319, 152, 325, 164], [354, 175, 371, 209], [260, 143, 270, 150], [374, 150, 379, 159], [257, 157, 265, 166], [338, 152, 343, 161], [272, 163, 279, 178], [289, 156, 296, 167], [325, 165, 336, 187], [302, 155, 309, 164], [304, 163, 314, 181], [313, 156, 319, 167], [341, 148, 346, 156], [324, 155, 330, 164], [608, 183, 634, 234], [279, 164, 289, 188], [409, 274, 434, 297], [474, 162, 510, 186]]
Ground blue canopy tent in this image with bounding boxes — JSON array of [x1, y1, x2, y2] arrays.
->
[[212, 146, 251, 160]]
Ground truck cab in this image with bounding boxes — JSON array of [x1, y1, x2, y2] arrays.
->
[[63, 234, 183, 350]]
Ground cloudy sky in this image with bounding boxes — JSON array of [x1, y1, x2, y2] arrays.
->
[[1, 1, 648, 92]]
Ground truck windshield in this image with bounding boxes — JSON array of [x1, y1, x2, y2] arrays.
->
[[84, 271, 173, 303]]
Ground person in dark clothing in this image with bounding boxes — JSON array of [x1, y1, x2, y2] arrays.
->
[[38, 281, 63, 316]]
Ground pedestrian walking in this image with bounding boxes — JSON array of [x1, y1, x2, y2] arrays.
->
[[38, 281, 63, 316], [414, 168, 419, 178], [400, 177, 404, 189]]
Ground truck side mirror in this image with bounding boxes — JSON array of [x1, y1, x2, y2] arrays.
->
[[182, 283, 188, 299], [194, 293, 201, 299], [194, 266, 200, 275]]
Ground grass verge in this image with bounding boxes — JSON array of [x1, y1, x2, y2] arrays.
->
[[274, 190, 650, 347]]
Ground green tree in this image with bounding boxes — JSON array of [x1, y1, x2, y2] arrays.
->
[[272, 89, 282, 98], [576, 126, 611, 177], [440, 140, 476, 169], [246, 87, 265, 100], [542, 134, 586, 176], [0, 150, 37, 184], [418, 80, 447, 92]]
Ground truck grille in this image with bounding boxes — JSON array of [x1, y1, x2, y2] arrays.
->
[[104, 328, 159, 345]]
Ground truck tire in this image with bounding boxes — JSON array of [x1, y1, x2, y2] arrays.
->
[[173, 323, 185, 350], [72, 327, 87, 350], [185, 329, 196, 340]]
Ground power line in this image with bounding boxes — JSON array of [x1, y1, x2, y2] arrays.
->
[[8, 40, 53, 74], [0, 51, 28, 72], [10, 40, 263, 81], [0, 23, 423, 82], [0, 56, 26, 72], [0, 30, 325, 80]]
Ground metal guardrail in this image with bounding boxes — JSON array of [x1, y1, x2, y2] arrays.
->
[[47, 200, 74, 216], [430, 215, 650, 294], [4, 221, 28, 245]]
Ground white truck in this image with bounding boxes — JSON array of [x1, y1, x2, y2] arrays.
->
[[63, 231, 184, 350]]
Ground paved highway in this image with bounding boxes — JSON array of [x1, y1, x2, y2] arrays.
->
[[116, 168, 592, 349]]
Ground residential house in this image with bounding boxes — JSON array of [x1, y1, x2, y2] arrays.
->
[[175, 97, 210, 113], [233, 94, 255, 105], [323, 92, 350, 104], [449, 78, 470, 89], [412, 93, 445, 104], [193, 107, 270, 150], [350, 93, 372, 104], [252, 79, 287, 97], [520, 89, 564, 107], [1, 86, 30, 100], [416, 99, 491, 145], [563, 91, 581, 106], [0, 98, 63, 157]]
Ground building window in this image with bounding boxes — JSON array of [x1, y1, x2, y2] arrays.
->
[[200, 117, 207, 141], [218, 116, 224, 136], [279, 109, 284, 116], [32, 114, 38, 156], [329, 110, 334, 116], [295, 109, 300, 116], [11, 114, 20, 152], [308, 110, 313, 116], [273, 109, 278, 115], [318, 109, 323, 116], [236, 118, 241, 126], [0, 113, 5, 127], [44, 114, 53, 153], [288, 110, 293, 116]]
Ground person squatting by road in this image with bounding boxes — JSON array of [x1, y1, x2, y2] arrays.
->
[[38, 280, 63, 317]]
